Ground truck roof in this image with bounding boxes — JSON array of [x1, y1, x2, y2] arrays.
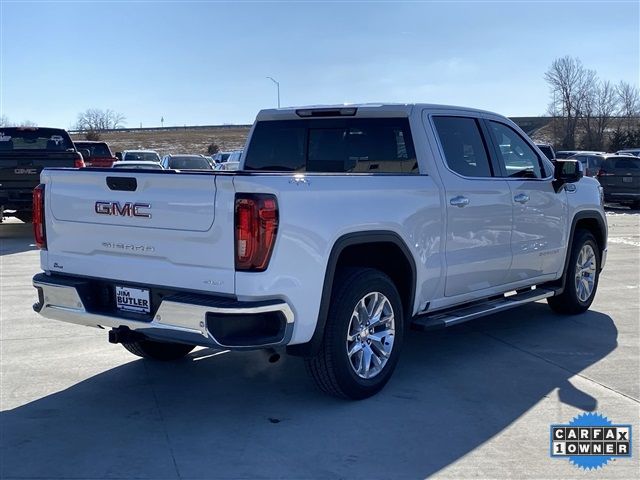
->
[[256, 103, 499, 121]]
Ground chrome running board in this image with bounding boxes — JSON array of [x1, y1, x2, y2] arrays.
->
[[411, 288, 556, 331]]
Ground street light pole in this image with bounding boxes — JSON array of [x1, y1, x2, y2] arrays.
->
[[266, 76, 280, 108]]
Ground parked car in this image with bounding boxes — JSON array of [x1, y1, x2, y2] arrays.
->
[[217, 161, 240, 171], [32, 103, 606, 399], [556, 150, 605, 159], [213, 150, 242, 171], [112, 161, 163, 170], [535, 143, 555, 161], [0, 127, 84, 223], [227, 150, 243, 162], [616, 148, 640, 157], [568, 153, 605, 177], [212, 151, 232, 164], [596, 154, 640, 208], [74, 140, 117, 167], [121, 150, 161, 162], [161, 154, 214, 170]]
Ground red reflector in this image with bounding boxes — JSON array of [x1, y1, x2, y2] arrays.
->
[[33, 184, 46, 249], [234, 194, 278, 271]]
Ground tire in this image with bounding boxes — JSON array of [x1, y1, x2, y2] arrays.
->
[[547, 230, 600, 315], [15, 211, 33, 223], [122, 339, 195, 361], [305, 268, 404, 400]]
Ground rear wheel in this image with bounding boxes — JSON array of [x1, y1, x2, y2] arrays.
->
[[123, 339, 195, 361], [305, 268, 404, 399], [547, 230, 600, 314]]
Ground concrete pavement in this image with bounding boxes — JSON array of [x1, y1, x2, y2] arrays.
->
[[1, 210, 638, 479]]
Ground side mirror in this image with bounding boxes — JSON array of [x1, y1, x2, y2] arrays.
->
[[553, 159, 584, 192], [115, 152, 123, 161]]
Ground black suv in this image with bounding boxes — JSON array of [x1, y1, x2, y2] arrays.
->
[[597, 155, 640, 208]]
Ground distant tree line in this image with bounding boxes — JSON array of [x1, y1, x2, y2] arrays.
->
[[0, 116, 37, 127], [544, 56, 639, 151], [74, 108, 126, 140]]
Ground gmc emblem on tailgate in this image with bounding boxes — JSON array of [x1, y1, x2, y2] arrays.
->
[[95, 201, 151, 218]]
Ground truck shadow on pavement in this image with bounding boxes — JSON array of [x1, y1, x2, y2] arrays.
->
[[0, 221, 36, 255], [1, 304, 617, 479]]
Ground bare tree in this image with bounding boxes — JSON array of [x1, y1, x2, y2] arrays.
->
[[583, 80, 617, 150], [16, 120, 37, 127], [0, 117, 37, 128], [617, 81, 640, 127], [74, 108, 126, 132], [544, 56, 596, 149]]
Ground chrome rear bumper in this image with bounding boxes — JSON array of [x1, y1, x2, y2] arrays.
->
[[33, 274, 294, 350]]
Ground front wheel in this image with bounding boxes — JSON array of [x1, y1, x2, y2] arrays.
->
[[305, 268, 404, 399], [123, 339, 195, 361], [547, 230, 600, 314]]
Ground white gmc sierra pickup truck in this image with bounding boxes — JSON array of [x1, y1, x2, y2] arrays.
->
[[32, 104, 607, 399]]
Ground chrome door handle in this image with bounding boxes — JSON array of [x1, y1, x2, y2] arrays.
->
[[514, 193, 530, 204], [449, 196, 470, 207]]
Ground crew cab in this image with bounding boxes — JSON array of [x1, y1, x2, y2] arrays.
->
[[74, 141, 118, 168], [32, 104, 607, 399], [0, 127, 83, 223]]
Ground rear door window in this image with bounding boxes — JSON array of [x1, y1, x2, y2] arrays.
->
[[244, 118, 417, 173], [432, 116, 493, 177]]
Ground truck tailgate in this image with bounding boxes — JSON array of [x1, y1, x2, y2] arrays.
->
[[42, 169, 236, 294], [0, 152, 77, 193]]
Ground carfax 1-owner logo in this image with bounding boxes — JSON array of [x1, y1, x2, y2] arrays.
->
[[550, 412, 633, 470]]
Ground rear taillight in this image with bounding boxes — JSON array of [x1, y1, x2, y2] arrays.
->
[[597, 169, 613, 177], [234, 194, 278, 271], [74, 152, 86, 168], [33, 184, 46, 249]]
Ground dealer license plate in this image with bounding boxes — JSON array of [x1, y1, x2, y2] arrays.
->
[[115, 286, 151, 314]]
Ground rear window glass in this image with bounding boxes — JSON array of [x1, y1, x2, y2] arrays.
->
[[114, 163, 162, 170], [75, 142, 111, 157], [167, 156, 212, 170], [123, 152, 160, 162], [576, 155, 604, 168], [0, 128, 73, 151], [244, 118, 417, 174], [609, 157, 640, 169]]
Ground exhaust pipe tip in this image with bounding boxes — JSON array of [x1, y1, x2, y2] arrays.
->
[[263, 348, 281, 363], [268, 352, 281, 363]]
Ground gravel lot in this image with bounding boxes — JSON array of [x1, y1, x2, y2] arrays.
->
[[1, 208, 638, 480]]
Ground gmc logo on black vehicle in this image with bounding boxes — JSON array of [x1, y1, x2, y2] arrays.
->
[[14, 168, 38, 175], [95, 202, 151, 218]]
